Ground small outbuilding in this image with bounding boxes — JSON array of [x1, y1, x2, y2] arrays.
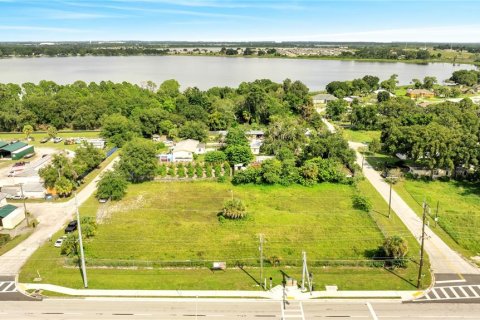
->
[[406, 89, 434, 99], [0, 204, 24, 229], [0, 141, 35, 160]]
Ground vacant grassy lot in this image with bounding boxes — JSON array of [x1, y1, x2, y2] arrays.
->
[[342, 129, 381, 143], [394, 179, 480, 258], [20, 180, 429, 290], [0, 131, 101, 151]]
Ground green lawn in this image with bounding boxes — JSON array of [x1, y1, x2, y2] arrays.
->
[[20, 180, 429, 291], [394, 179, 480, 259], [342, 129, 381, 143], [0, 232, 32, 256], [0, 131, 101, 152]]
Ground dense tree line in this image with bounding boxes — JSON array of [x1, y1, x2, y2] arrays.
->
[[340, 47, 432, 60], [0, 78, 316, 146]]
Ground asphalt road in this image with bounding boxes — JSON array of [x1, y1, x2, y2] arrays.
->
[[1, 299, 480, 320]]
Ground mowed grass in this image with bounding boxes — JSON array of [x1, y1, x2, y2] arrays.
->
[[0, 131, 101, 151], [342, 129, 381, 143], [394, 179, 480, 258], [20, 180, 429, 290]]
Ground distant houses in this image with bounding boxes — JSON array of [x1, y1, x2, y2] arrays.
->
[[406, 89, 434, 99], [158, 139, 205, 162], [0, 193, 24, 229]]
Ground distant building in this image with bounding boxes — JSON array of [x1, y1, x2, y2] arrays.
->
[[245, 130, 265, 140], [406, 89, 434, 99], [0, 204, 24, 229], [158, 139, 206, 162], [312, 94, 337, 104], [0, 141, 34, 160], [86, 139, 106, 149], [249, 140, 262, 155]]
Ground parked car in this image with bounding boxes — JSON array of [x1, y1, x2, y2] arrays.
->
[[64, 220, 78, 233], [40, 137, 49, 143], [13, 161, 28, 167], [6, 194, 27, 200], [54, 236, 67, 248], [98, 198, 108, 203], [53, 137, 63, 144], [23, 153, 35, 159]]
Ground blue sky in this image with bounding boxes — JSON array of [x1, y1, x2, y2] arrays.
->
[[0, 0, 479, 42]]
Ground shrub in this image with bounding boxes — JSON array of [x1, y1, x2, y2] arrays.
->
[[167, 164, 176, 177], [205, 164, 213, 178], [96, 170, 128, 201], [352, 194, 372, 212], [61, 232, 79, 256], [0, 234, 11, 247], [214, 164, 222, 177], [157, 164, 167, 177], [177, 163, 186, 178], [195, 163, 203, 178], [204, 151, 227, 164], [232, 167, 261, 184], [221, 198, 247, 219], [186, 163, 195, 178], [383, 235, 409, 268], [81, 216, 97, 238]]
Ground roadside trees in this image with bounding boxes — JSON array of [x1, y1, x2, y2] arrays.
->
[[383, 235, 408, 268], [101, 113, 137, 147], [118, 138, 158, 183], [47, 126, 58, 139], [22, 124, 33, 140], [96, 170, 128, 201]]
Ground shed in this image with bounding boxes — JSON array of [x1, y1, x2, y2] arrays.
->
[[0, 142, 35, 160], [312, 94, 337, 104], [0, 204, 24, 229]]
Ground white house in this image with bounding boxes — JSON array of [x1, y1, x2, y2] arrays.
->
[[0, 204, 24, 229], [245, 130, 265, 140], [163, 139, 206, 162], [312, 93, 337, 104], [249, 140, 262, 155], [86, 139, 106, 149]]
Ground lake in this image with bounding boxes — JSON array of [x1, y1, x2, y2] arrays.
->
[[0, 56, 475, 90]]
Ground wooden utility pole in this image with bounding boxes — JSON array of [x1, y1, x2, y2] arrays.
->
[[301, 251, 312, 294], [417, 200, 428, 288], [75, 193, 88, 288], [388, 182, 392, 219], [19, 183, 29, 226], [435, 200, 439, 228]]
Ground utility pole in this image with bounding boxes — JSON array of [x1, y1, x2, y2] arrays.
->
[[19, 183, 29, 226], [417, 200, 427, 289], [259, 234, 264, 289], [388, 181, 392, 219], [75, 192, 88, 288], [435, 200, 439, 228]]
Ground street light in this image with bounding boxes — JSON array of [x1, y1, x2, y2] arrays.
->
[[19, 183, 29, 226]]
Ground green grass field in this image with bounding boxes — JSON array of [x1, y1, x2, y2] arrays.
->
[[0, 131, 101, 152], [342, 129, 381, 143], [394, 179, 480, 258], [19, 180, 429, 291]]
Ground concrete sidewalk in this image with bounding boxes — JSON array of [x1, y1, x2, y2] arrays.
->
[[20, 283, 419, 301]]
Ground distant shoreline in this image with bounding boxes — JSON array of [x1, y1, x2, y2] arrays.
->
[[0, 53, 477, 66]]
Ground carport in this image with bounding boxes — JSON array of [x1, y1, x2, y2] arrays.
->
[[0, 142, 35, 160]]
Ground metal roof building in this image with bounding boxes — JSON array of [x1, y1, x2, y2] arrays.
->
[[0, 141, 35, 160]]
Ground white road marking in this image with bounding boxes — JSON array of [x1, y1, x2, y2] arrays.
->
[[366, 302, 378, 320], [469, 286, 479, 297], [439, 287, 449, 298], [435, 279, 466, 284], [450, 287, 460, 298], [459, 286, 470, 297], [1, 282, 15, 292], [431, 289, 440, 299]]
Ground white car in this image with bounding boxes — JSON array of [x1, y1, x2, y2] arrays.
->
[[54, 236, 67, 247]]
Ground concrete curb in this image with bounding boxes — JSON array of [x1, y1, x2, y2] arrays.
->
[[21, 283, 421, 301]]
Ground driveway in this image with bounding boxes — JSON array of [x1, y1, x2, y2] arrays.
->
[[0, 157, 119, 276]]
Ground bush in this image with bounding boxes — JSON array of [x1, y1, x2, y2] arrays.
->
[[204, 151, 227, 164], [383, 235, 409, 268], [167, 164, 176, 177], [186, 163, 195, 178], [205, 164, 213, 178], [214, 164, 222, 177], [0, 234, 11, 247], [157, 164, 167, 177], [232, 167, 261, 184], [177, 163, 186, 178], [81, 216, 97, 238], [221, 198, 247, 219], [352, 194, 372, 212], [195, 163, 203, 178], [61, 232, 79, 256]]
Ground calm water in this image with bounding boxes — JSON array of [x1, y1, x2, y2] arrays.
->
[[0, 56, 475, 90]]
